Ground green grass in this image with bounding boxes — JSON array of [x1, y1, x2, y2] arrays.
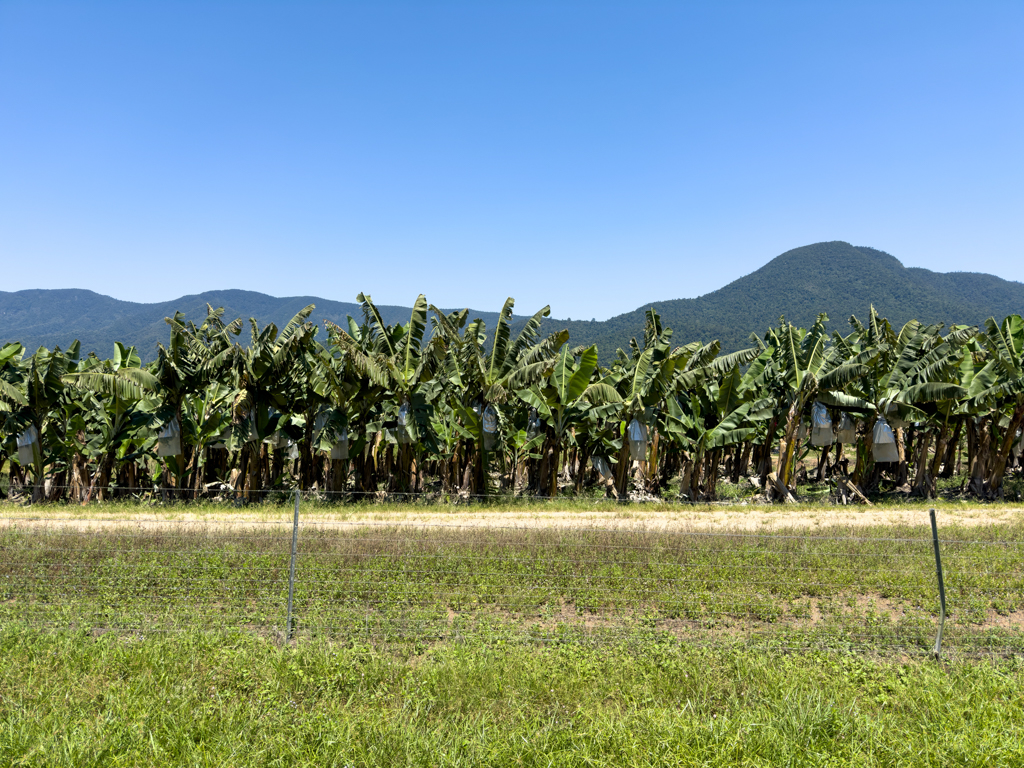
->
[[2, 518, 1022, 653], [2, 507, 1023, 764], [1, 627, 1022, 766]]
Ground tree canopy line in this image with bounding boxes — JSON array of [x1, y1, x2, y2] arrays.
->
[[2, 293, 1024, 505]]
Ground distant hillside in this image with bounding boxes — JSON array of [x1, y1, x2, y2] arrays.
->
[[2, 242, 1022, 360], [0, 289, 516, 360], [546, 241, 1024, 355]]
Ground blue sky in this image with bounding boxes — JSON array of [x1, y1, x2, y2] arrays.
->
[[1, 1, 1021, 320]]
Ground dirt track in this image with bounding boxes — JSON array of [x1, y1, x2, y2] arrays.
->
[[1, 502, 1021, 532]]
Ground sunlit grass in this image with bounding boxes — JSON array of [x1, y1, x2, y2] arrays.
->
[[0, 627, 1021, 766]]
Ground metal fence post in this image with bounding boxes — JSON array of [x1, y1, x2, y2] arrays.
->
[[929, 508, 947, 659], [286, 489, 300, 640]]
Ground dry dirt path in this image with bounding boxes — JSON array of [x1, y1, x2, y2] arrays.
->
[[1, 502, 1021, 532]]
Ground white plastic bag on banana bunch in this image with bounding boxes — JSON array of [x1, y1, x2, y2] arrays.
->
[[627, 419, 649, 462], [331, 427, 350, 460], [1013, 430, 1024, 459], [836, 413, 857, 444], [482, 404, 498, 451], [157, 417, 182, 457], [17, 426, 40, 466], [810, 402, 833, 446], [397, 403, 412, 444], [591, 456, 613, 481], [872, 417, 899, 463]]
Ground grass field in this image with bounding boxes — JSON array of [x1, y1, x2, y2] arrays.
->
[[2, 628, 1023, 766], [1, 499, 1022, 765]]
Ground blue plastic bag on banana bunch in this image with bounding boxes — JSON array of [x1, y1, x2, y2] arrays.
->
[[836, 413, 857, 444], [396, 403, 412, 444], [482, 404, 498, 451], [527, 408, 542, 440], [627, 418, 649, 462], [591, 455, 613, 481], [872, 417, 899, 463], [811, 402, 833, 446], [157, 418, 182, 457], [17, 426, 40, 466]]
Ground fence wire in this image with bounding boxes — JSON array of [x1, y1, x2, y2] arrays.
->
[[1, 490, 1022, 658]]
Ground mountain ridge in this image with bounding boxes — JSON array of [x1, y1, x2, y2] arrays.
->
[[546, 242, 1024, 354], [2, 241, 1022, 359]]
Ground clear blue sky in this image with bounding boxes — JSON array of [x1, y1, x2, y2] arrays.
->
[[1, 1, 1021, 320]]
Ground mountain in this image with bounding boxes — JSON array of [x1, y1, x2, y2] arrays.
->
[[543, 241, 1024, 355], [2, 242, 1022, 360], [0, 289, 515, 360]]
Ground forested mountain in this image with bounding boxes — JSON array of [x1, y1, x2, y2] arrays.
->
[[0, 289, 515, 360], [545, 242, 1024, 355], [2, 241, 1022, 359]]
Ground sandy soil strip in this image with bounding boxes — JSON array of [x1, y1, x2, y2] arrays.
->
[[1, 503, 1021, 532]]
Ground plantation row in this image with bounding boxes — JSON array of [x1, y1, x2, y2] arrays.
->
[[1, 294, 1023, 503]]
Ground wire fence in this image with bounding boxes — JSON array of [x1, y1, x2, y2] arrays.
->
[[1, 489, 1022, 658]]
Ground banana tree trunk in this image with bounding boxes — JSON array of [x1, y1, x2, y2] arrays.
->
[[732, 442, 753, 483], [643, 430, 661, 495], [777, 400, 803, 490], [966, 418, 990, 496], [929, 424, 949, 488], [301, 419, 315, 491], [939, 420, 962, 477], [574, 443, 594, 494], [679, 458, 693, 500], [754, 437, 773, 487], [689, 444, 705, 500], [852, 418, 875, 492], [537, 432, 560, 498], [911, 431, 934, 497], [614, 440, 631, 499], [895, 427, 909, 488], [983, 406, 1024, 498], [706, 449, 721, 500], [29, 419, 45, 504]]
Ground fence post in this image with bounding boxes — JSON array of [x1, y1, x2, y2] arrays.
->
[[286, 489, 300, 641], [929, 508, 947, 659]]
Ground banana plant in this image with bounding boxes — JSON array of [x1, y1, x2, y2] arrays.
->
[[230, 305, 317, 493], [63, 343, 159, 500], [518, 344, 621, 496], [664, 352, 774, 499], [327, 294, 437, 492], [440, 298, 569, 495], [14, 343, 81, 500], [156, 306, 243, 494], [838, 315, 970, 491], [763, 313, 879, 491], [960, 315, 1024, 498], [604, 309, 688, 496]]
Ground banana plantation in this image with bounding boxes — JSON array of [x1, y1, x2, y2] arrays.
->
[[2, 294, 1024, 505]]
